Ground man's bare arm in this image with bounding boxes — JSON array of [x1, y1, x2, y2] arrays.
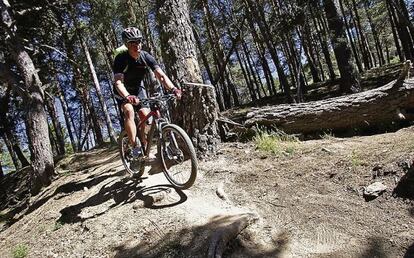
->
[[114, 73, 130, 97], [154, 68, 176, 91]]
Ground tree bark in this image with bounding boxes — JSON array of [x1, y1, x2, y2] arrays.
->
[[323, 0, 361, 93], [156, 0, 220, 155], [1, 0, 54, 194], [245, 63, 413, 134]]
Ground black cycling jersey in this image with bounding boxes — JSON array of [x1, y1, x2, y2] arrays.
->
[[113, 50, 160, 96]]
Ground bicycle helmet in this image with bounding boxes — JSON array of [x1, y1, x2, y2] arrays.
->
[[121, 27, 143, 44]]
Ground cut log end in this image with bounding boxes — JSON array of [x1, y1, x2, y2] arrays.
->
[[396, 60, 412, 85]]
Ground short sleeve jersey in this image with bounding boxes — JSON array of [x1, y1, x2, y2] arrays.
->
[[113, 50, 160, 96]]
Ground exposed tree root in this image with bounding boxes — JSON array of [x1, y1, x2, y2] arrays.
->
[[207, 213, 259, 258]]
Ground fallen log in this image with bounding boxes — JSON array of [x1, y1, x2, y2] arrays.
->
[[245, 62, 414, 134]]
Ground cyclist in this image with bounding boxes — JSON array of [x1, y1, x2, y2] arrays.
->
[[113, 27, 181, 160]]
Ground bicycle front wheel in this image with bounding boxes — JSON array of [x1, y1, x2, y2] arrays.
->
[[119, 130, 145, 178], [158, 124, 198, 189]]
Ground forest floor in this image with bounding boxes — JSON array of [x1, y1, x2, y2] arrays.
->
[[0, 124, 413, 257]]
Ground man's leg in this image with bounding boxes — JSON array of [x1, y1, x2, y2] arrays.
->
[[122, 103, 138, 146], [138, 107, 150, 148]]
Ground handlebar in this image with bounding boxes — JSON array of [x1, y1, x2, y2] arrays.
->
[[141, 94, 176, 106], [115, 93, 176, 106]]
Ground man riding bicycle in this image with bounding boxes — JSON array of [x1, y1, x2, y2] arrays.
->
[[113, 27, 181, 160]]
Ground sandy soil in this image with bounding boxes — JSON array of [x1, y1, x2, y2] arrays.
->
[[0, 126, 413, 257]]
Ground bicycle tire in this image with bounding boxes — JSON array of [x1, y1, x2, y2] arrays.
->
[[118, 130, 145, 178], [158, 124, 198, 189]]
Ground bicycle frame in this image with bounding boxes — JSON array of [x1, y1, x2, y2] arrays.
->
[[135, 105, 169, 157]]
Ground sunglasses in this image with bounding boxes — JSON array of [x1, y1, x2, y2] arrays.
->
[[128, 40, 142, 45]]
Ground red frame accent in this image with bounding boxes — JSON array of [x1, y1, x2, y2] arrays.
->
[[137, 110, 160, 128]]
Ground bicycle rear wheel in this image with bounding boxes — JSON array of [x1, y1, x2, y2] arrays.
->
[[118, 130, 145, 178], [158, 124, 198, 189]]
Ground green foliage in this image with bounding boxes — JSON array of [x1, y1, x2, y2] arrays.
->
[[254, 127, 300, 156], [1, 149, 15, 174], [53, 221, 64, 231], [12, 244, 28, 258], [0, 211, 7, 222], [349, 150, 364, 168], [320, 131, 335, 140]]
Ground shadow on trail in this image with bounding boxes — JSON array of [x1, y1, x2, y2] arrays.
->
[[393, 160, 414, 206], [58, 181, 187, 224], [0, 164, 123, 230], [113, 214, 288, 258], [404, 242, 414, 258], [358, 237, 387, 258], [26, 170, 124, 216]]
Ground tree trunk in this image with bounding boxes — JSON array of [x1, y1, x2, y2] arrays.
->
[[244, 0, 292, 102], [245, 63, 413, 134], [338, 0, 363, 73], [386, 0, 403, 62], [394, 0, 414, 49], [202, 0, 231, 109], [45, 95, 66, 156], [124, 0, 136, 25], [242, 41, 262, 99], [1, 0, 54, 194], [82, 86, 104, 147], [364, 2, 385, 66], [235, 46, 257, 101], [299, 27, 321, 83], [78, 34, 117, 144], [57, 81, 78, 152], [0, 87, 30, 168], [388, 0, 414, 61], [310, 5, 336, 80], [246, 11, 276, 95], [323, 0, 361, 93], [1, 133, 19, 170], [192, 27, 226, 110], [0, 155, 3, 177], [349, 0, 373, 69], [0, 89, 20, 169], [156, 0, 220, 155]]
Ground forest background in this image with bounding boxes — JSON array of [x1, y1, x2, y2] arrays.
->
[[1, 0, 414, 194]]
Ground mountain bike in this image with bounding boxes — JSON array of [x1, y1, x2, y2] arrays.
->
[[118, 93, 198, 189]]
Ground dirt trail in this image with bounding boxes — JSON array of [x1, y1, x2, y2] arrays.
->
[[0, 127, 414, 257]]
